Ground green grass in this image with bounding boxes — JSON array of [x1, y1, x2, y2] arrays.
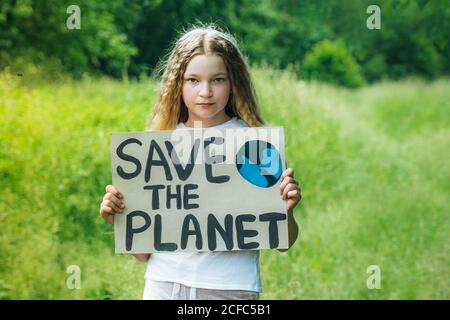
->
[[1, 70, 449, 299]]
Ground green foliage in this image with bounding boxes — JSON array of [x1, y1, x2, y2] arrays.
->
[[1, 0, 449, 83], [329, 0, 450, 82], [302, 40, 366, 88], [0, 71, 154, 298], [0, 0, 138, 79], [1, 69, 449, 299]]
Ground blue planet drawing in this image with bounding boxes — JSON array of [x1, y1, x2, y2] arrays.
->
[[236, 140, 282, 188]]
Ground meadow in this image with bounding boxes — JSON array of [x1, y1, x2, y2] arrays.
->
[[0, 68, 448, 299]]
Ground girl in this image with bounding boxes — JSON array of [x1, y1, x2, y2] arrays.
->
[[99, 25, 301, 300]]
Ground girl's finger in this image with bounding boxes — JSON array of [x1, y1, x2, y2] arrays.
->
[[282, 183, 299, 199], [102, 199, 122, 214], [103, 193, 124, 208], [279, 177, 298, 193], [99, 204, 113, 217], [281, 167, 294, 180], [100, 204, 111, 214], [287, 190, 300, 199], [105, 185, 123, 199]]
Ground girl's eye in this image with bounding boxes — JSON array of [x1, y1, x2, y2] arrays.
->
[[213, 77, 225, 83], [186, 78, 199, 84]]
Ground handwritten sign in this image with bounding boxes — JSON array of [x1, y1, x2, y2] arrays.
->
[[110, 127, 288, 253]]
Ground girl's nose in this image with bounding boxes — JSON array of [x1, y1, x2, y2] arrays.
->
[[199, 81, 212, 97]]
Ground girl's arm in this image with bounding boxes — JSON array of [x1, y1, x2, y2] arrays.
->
[[132, 253, 151, 262], [278, 208, 299, 252], [278, 168, 301, 252], [100, 186, 152, 262]]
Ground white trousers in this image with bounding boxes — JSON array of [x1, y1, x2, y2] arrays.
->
[[143, 279, 259, 300]]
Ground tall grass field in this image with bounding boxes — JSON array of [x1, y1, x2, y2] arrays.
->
[[0, 69, 448, 299]]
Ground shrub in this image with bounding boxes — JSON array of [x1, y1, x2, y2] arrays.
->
[[302, 39, 366, 88]]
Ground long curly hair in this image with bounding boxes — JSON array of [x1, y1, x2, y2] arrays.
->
[[146, 24, 265, 130]]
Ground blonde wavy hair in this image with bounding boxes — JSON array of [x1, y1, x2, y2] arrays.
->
[[146, 24, 265, 131]]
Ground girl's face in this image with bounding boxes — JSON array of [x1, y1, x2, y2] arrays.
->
[[182, 54, 232, 127]]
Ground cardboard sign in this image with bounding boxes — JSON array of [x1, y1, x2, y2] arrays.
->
[[110, 126, 288, 253]]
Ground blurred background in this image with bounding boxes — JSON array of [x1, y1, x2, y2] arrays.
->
[[0, 0, 449, 299]]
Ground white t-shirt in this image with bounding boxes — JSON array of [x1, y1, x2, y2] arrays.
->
[[144, 117, 262, 292]]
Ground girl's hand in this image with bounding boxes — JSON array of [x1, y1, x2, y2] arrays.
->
[[279, 168, 302, 211], [99, 185, 125, 224]]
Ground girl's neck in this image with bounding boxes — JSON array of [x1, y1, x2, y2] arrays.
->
[[183, 114, 232, 128]]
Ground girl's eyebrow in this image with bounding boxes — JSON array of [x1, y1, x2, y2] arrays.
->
[[184, 72, 227, 77]]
